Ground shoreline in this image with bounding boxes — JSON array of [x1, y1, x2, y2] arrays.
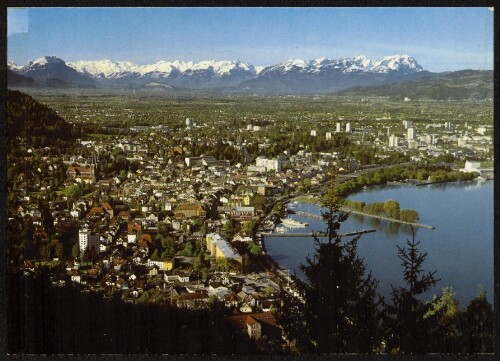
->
[[260, 178, 490, 271]]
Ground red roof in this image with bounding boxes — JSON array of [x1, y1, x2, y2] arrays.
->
[[86, 207, 104, 217], [138, 233, 152, 243], [127, 223, 142, 232], [177, 292, 209, 301], [225, 312, 277, 330], [101, 202, 113, 210], [246, 316, 257, 326]]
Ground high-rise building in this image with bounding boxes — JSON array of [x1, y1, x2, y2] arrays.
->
[[185, 118, 193, 126], [326, 132, 332, 140], [345, 123, 352, 132], [79, 226, 100, 257], [388, 135, 398, 147], [425, 134, 437, 145], [407, 127, 416, 140], [310, 130, 317, 137], [403, 120, 412, 129], [444, 121, 451, 130], [255, 156, 282, 172], [336, 122, 342, 133]]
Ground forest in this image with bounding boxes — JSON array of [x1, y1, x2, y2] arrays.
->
[[7, 90, 80, 151]]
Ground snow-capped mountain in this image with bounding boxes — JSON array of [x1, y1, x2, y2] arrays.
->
[[14, 56, 97, 87], [243, 54, 428, 93], [65, 59, 257, 89], [259, 54, 423, 76], [69, 59, 257, 79], [67, 59, 141, 79], [8, 61, 22, 71], [371, 54, 423, 74], [8, 54, 431, 93]]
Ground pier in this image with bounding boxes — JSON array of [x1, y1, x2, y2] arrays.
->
[[264, 229, 376, 238], [293, 209, 435, 230], [294, 210, 323, 220]]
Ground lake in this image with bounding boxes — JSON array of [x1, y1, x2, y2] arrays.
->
[[264, 180, 493, 305]]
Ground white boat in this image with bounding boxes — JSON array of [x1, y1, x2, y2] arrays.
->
[[275, 225, 288, 233], [281, 218, 309, 228]]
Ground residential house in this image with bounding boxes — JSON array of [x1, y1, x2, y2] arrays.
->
[[101, 202, 114, 218], [173, 202, 206, 219], [66, 165, 96, 184], [176, 291, 209, 309], [164, 272, 190, 283], [147, 258, 175, 271], [225, 312, 281, 340]]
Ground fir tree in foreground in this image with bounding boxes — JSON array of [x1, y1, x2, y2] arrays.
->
[[277, 188, 384, 353], [385, 227, 440, 354]]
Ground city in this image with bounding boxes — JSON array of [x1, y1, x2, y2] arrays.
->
[[6, 7, 494, 356]]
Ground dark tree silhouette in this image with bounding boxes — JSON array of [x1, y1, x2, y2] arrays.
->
[[461, 290, 493, 353], [385, 227, 440, 354], [277, 187, 384, 353]]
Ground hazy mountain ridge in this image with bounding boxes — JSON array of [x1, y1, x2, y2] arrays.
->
[[336, 70, 493, 100]]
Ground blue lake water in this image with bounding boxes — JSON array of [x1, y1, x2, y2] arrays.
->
[[264, 180, 493, 305]]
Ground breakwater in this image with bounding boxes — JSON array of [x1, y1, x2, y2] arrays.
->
[[294, 209, 435, 230], [265, 229, 376, 238]]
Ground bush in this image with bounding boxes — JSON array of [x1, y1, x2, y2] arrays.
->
[[399, 209, 419, 222]]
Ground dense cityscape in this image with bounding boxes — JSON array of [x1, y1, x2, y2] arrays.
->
[[6, 6, 494, 356]]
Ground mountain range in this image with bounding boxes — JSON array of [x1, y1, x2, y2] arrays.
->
[[6, 55, 490, 97], [337, 69, 493, 100], [8, 54, 432, 92]]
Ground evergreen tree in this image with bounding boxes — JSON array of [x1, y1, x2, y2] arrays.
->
[[277, 187, 384, 353], [71, 243, 80, 259], [54, 242, 64, 259], [461, 290, 493, 353], [385, 228, 440, 354]]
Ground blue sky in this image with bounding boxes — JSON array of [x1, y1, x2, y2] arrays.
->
[[7, 7, 494, 72]]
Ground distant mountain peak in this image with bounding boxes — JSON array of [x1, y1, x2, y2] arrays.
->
[[8, 61, 22, 71], [28, 55, 66, 67], [371, 54, 423, 73]]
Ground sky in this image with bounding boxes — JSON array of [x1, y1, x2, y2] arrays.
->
[[7, 7, 494, 72]]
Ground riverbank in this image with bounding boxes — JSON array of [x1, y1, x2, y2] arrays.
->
[[334, 166, 480, 199]]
